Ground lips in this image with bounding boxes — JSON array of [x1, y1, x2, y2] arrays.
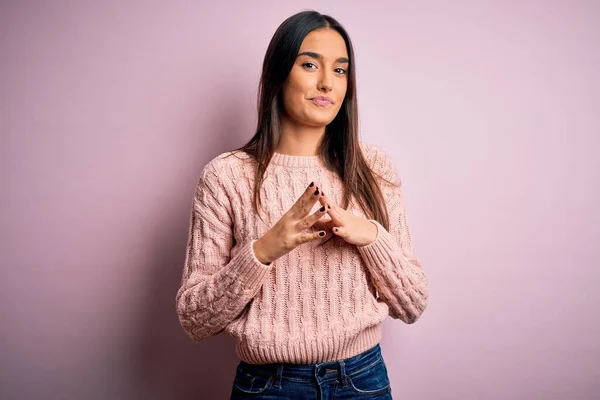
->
[[311, 97, 333, 106]]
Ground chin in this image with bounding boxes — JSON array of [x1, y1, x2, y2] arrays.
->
[[307, 114, 337, 126], [306, 119, 332, 127]]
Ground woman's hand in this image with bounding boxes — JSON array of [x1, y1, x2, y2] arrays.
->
[[313, 194, 378, 247], [253, 182, 330, 264]]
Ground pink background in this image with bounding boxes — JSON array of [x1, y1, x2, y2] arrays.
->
[[2, 1, 599, 399]]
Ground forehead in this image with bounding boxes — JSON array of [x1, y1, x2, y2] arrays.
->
[[299, 29, 348, 58]]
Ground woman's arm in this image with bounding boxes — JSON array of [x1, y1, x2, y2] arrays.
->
[[357, 148, 429, 324], [175, 162, 272, 343]]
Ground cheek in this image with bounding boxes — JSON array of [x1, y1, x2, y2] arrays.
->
[[283, 82, 308, 112], [338, 82, 348, 100], [289, 80, 310, 100]]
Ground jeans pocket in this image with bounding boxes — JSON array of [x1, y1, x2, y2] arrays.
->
[[346, 356, 392, 396], [232, 365, 274, 395]]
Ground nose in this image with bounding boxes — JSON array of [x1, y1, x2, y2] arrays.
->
[[318, 69, 333, 92]]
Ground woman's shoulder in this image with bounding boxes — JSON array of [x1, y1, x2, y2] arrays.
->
[[192, 150, 255, 196], [360, 141, 394, 169], [360, 141, 385, 158], [359, 141, 400, 184], [201, 149, 254, 177]]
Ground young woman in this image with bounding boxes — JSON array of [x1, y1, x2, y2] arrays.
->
[[176, 10, 429, 399]]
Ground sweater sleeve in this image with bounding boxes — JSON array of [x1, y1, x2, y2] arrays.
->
[[175, 162, 273, 343], [357, 148, 429, 324]]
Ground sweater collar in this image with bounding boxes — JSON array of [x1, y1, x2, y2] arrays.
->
[[270, 151, 327, 168]]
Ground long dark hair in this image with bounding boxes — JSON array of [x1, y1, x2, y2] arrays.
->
[[228, 10, 394, 240]]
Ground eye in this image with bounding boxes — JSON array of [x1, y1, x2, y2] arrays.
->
[[302, 62, 317, 69], [335, 68, 347, 75]]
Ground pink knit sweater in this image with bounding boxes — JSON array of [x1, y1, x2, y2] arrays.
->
[[175, 142, 428, 364]]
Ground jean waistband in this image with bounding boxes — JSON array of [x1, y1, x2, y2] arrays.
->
[[237, 343, 382, 382]]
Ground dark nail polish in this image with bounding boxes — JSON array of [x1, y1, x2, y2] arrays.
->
[[319, 231, 325, 237], [309, 182, 314, 187], [321, 190, 325, 196], [327, 205, 331, 209], [314, 189, 319, 196], [319, 206, 325, 212]]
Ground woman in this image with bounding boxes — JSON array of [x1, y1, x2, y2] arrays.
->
[[175, 10, 429, 399]]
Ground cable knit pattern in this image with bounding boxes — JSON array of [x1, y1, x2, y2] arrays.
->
[[175, 142, 428, 364]]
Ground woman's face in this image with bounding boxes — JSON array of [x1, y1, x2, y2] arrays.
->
[[281, 28, 349, 128]]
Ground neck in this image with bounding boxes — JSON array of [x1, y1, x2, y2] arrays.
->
[[275, 115, 326, 156]]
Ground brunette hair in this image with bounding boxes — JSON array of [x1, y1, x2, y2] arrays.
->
[[228, 10, 395, 240]]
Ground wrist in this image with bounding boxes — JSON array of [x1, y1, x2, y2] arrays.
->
[[363, 220, 378, 246], [252, 238, 272, 265]]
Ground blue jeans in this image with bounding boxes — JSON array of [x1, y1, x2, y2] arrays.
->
[[230, 343, 393, 399]]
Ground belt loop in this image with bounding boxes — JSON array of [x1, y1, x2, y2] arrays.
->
[[273, 364, 283, 388], [339, 360, 348, 388]]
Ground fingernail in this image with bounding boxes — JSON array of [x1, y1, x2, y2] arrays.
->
[[319, 206, 325, 212], [319, 231, 325, 237], [321, 190, 325, 196], [314, 189, 319, 196], [309, 182, 314, 187], [327, 205, 331, 209]]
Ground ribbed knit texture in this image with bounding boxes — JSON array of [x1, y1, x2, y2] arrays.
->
[[175, 142, 428, 364]]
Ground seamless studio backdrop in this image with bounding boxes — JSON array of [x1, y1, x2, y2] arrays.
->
[[1, 1, 599, 399]]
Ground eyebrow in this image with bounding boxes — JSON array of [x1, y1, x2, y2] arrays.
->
[[297, 51, 349, 64]]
